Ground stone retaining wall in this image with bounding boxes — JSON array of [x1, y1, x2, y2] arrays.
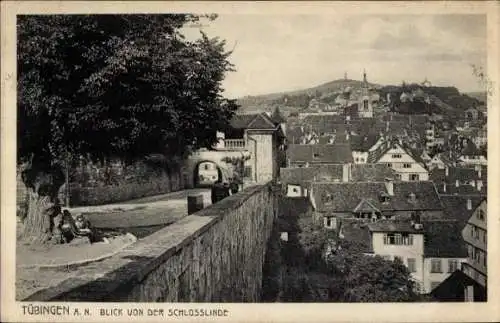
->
[[25, 182, 278, 302]]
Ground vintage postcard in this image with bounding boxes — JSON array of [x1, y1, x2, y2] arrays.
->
[[1, 1, 499, 322]]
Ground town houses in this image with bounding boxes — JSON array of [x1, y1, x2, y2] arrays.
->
[[277, 71, 487, 300]]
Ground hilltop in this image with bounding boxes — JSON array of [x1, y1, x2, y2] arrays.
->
[[236, 78, 379, 114], [236, 78, 483, 117]]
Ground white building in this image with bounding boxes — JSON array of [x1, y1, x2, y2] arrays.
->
[[373, 141, 429, 181], [366, 219, 467, 294]]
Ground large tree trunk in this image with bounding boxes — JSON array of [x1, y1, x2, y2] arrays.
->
[[19, 163, 65, 245], [21, 191, 57, 244]]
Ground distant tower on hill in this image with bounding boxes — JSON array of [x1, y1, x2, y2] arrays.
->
[[344, 72, 348, 80], [363, 68, 367, 84], [422, 77, 432, 87]]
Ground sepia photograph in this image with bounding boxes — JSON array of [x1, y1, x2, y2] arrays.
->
[[1, 1, 499, 322]]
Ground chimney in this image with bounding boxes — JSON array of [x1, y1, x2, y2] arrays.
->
[[386, 120, 390, 132], [477, 180, 483, 192], [455, 179, 460, 187], [384, 178, 394, 196], [342, 163, 350, 182], [443, 182, 447, 193], [477, 167, 482, 179], [466, 198, 472, 211], [445, 166, 449, 177]]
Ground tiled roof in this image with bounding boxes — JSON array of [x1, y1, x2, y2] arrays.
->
[[350, 164, 396, 181], [280, 167, 317, 186], [422, 220, 468, 258], [230, 114, 258, 129], [461, 140, 481, 156], [230, 113, 277, 130], [312, 181, 442, 212], [436, 184, 487, 196], [368, 219, 424, 233], [288, 144, 353, 164], [430, 166, 487, 183], [431, 270, 487, 301], [247, 113, 278, 130], [350, 134, 380, 152], [440, 195, 483, 229]]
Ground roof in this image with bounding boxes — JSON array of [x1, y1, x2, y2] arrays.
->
[[430, 166, 487, 183], [312, 181, 443, 212], [368, 219, 424, 233], [350, 164, 396, 181], [431, 270, 487, 302], [440, 195, 483, 229], [230, 113, 277, 130], [423, 220, 468, 258], [461, 140, 481, 156], [288, 144, 353, 164], [436, 183, 487, 196], [280, 165, 344, 185], [350, 133, 380, 152], [280, 167, 317, 186]]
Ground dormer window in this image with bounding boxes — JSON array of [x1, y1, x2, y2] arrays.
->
[[392, 154, 402, 158]]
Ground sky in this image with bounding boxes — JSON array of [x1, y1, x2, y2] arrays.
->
[[182, 14, 487, 99]]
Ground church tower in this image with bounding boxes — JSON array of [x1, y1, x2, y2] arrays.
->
[[358, 69, 373, 118]]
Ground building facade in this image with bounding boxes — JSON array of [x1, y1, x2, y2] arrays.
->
[[462, 199, 487, 287]]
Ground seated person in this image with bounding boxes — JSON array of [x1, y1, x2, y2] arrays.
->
[[59, 210, 97, 243]]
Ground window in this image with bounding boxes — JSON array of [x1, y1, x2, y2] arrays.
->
[[483, 254, 487, 267], [313, 153, 320, 158], [355, 157, 359, 162], [395, 174, 402, 180], [383, 233, 413, 245], [392, 154, 402, 159], [403, 163, 411, 168], [410, 174, 420, 181], [292, 187, 298, 193], [407, 258, 417, 273], [387, 163, 392, 167], [382, 255, 391, 261], [325, 217, 332, 228], [431, 259, 442, 273], [394, 256, 403, 263], [204, 164, 210, 170], [477, 210, 485, 221], [483, 231, 487, 244], [448, 259, 458, 273], [363, 100, 369, 110]]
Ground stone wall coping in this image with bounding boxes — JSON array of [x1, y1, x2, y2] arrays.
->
[[24, 182, 272, 302]]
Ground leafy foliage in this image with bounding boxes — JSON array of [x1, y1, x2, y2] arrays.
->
[[17, 14, 238, 243], [277, 213, 419, 302], [17, 14, 238, 168]]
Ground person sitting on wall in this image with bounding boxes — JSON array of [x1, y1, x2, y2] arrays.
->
[[59, 210, 98, 243]]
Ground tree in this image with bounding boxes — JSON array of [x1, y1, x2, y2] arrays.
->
[[17, 14, 238, 244], [271, 106, 285, 124], [325, 240, 418, 302]]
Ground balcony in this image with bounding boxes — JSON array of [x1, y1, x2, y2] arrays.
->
[[223, 139, 246, 151]]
